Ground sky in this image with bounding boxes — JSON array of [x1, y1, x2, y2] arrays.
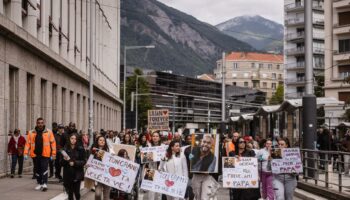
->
[[157, 0, 284, 25]]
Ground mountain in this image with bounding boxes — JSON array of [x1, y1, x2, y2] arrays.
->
[[216, 15, 283, 52], [121, 0, 254, 76]]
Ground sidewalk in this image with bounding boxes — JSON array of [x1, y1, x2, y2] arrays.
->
[[0, 174, 65, 200]]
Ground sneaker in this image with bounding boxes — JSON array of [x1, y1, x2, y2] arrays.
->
[[10, 174, 14, 178], [42, 184, 47, 192], [35, 184, 43, 190]]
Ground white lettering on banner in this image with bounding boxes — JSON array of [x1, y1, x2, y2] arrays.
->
[[140, 145, 168, 164], [148, 109, 169, 131], [85, 153, 140, 193], [140, 170, 188, 199], [222, 157, 259, 188], [271, 148, 303, 174]]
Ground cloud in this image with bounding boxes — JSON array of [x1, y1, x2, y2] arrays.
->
[[157, 0, 284, 25]]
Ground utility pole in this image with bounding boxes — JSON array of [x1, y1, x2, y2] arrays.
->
[[221, 52, 226, 135], [88, 0, 95, 146], [303, 0, 317, 178]]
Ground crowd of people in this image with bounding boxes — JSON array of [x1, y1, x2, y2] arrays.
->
[[6, 117, 350, 200]]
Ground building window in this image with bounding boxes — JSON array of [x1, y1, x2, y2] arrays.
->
[[253, 81, 259, 88], [22, 0, 29, 16], [52, 84, 57, 123], [276, 65, 280, 70], [37, 0, 41, 28], [26, 73, 34, 130], [339, 39, 350, 53], [62, 88, 66, 123], [251, 63, 255, 69], [259, 63, 263, 69], [40, 79, 47, 118], [244, 82, 249, 87], [268, 64, 272, 69], [272, 73, 276, 79], [339, 92, 350, 102], [263, 82, 267, 88], [233, 63, 238, 69], [278, 74, 283, 80], [272, 83, 276, 89], [338, 11, 350, 26], [9, 67, 19, 130], [233, 82, 237, 86]]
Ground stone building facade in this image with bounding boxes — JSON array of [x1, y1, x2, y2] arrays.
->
[[0, 0, 122, 175]]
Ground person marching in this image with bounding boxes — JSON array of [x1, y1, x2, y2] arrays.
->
[[61, 133, 87, 200], [159, 140, 188, 200], [24, 117, 57, 191], [256, 138, 274, 200], [8, 129, 26, 178]]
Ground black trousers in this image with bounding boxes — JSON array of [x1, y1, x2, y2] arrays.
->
[[66, 181, 81, 200], [36, 156, 50, 185], [54, 152, 62, 178], [32, 157, 37, 177], [49, 159, 54, 176], [11, 155, 23, 175]]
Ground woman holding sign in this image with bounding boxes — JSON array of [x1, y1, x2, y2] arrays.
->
[[273, 138, 297, 200], [228, 137, 260, 200], [256, 138, 274, 200], [159, 141, 188, 200], [91, 136, 111, 200], [61, 133, 87, 200]]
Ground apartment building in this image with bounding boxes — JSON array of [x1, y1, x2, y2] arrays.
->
[[324, 0, 350, 127], [0, 0, 122, 174], [284, 0, 325, 99], [214, 52, 284, 99]]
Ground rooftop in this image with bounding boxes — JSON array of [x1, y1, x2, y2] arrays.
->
[[225, 52, 283, 63]]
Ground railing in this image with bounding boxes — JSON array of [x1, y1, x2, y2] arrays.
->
[[285, 47, 305, 55], [285, 62, 305, 69], [285, 77, 306, 84], [285, 32, 305, 40], [285, 2, 323, 11], [285, 18, 304, 26], [300, 149, 350, 194]]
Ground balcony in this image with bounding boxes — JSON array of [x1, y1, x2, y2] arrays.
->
[[334, 0, 350, 9], [285, 32, 305, 42], [285, 18, 304, 26], [333, 24, 350, 35], [285, 77, 306, 85], [313, 47, 325, 55], [285, 47, 305, 56], [334, 51, 350, 61], [285, 62, 305, 70], [313, 18, 324, 27], [285, 2, 323, 12], [287, 92, 305, 99]]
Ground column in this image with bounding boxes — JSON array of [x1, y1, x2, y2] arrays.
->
[[33, 76, 41, 122], [0, 0, 3, 14], [45, 82, 53, 128], [75, 0, 81, 69], [26, 1, 37, 37], [60, 0, 69, 59], [95, 6, 100, 68], [39, 0, 50, 45], [81, 0, 87, 73], [9, 0, 22, 26], [56, 85, 62, 124], [50, 0, 60, 53], [68, 0, 76, 64], [64, 90, 70, 125], [17, 70, 27, 133]]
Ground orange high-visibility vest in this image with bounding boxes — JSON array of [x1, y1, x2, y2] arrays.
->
[[24, 129, 56, 158], [225, 141, 235, 156]]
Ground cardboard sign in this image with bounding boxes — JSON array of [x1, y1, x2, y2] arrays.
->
[[112, 144, 137, 162], [190, 134, 219, 173], [85, 152, 140, 193], [141, 169, 188, 199], [222, 157, 259, 188], [148, 109, 169, 131], [140, 145, 168, 163], [271, 148, 303, 174]]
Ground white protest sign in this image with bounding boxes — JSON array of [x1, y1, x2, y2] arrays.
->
[[148, 109, 169, 131], [85, 152, 140, 193], [271, 148, 303, 174], [141, 169, 188, 199], [140, 145, 168, 163], [222, 157, 259, 188]]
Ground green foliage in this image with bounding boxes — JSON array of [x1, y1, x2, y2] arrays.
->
[[269, 84, 284, 105], [125, 68, 153, 130]]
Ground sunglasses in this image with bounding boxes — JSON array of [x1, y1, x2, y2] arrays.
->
[[239, 141, 245, 144]]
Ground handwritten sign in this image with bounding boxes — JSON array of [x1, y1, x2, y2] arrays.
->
[[140, 145, 168, 163], [85, 152, 140, 193], [222, 157, 259, 188], [271, 148, 303, 174], [141, 169, 188, 199], [148, 109, 169, 131]]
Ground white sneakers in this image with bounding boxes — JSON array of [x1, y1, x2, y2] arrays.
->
[[35, 184, 48, 191], [35, 184, 42, 190], [42, 184, 48, 191]]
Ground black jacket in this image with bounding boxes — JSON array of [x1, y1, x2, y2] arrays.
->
[[61, 146, 86, 184]]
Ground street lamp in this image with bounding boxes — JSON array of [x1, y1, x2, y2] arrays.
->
[[136, 74, 157, 132], [123, 45, 155, 131]]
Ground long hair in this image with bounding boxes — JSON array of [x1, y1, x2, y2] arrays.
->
[[166, 140, 180, 159], [279, 137, 291, 148], [92, 135, 109, 152], [65, 133, 79, 150], [234, 137, 246, 155], [150, 132, 161, 146], [123, 133, 132, 145], [138, 133, 148, 147], [117, 149, 129, 159]]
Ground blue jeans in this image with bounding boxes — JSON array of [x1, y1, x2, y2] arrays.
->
[[11, 154, 23, 175]]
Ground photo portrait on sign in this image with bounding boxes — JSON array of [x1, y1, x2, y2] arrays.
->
[[141, 152, 154, 163], [190, 133, 219, 173], [223, 157, 235, 168], [144, 169, 155, 181], [112, 144, 136, 161]]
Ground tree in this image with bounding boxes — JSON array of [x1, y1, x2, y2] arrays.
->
[[270, 84, 284, 105], [123, 68, 153, 130]]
